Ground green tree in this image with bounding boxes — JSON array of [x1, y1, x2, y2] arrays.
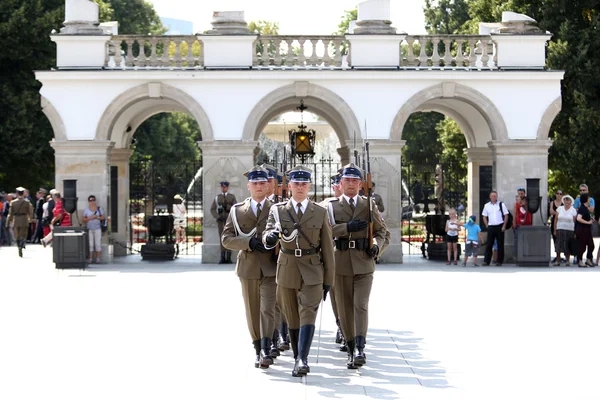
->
[[99, 0, 166, 35], [402, 112, 445, 166], [0, 0, 64, 192], [249, 20, 280, 59], [334, 7, 357, 55], [424, 0, 470, 34]]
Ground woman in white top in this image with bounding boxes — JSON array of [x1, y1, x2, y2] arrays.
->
[[445, 208, 460, 265], [172, 194, 187, 244], [553, 195, 577, 266]]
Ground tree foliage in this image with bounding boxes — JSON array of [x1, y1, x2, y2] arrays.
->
[[96, 0, 166, 35], [334, 7, 357, 55]]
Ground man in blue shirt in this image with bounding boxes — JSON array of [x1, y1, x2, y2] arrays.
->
[[574, 184, 595, 212]]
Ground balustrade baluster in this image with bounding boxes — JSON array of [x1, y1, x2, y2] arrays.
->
[[443, 38, 453, 67], [286, 39, 294, 66], [455, 39, 465, 67], [418, 38, 428, 66], [322, 39, 332, 67], [198, 39, 204, 67], [480, 39, 490, 67], [160, 38, 170, 67], [273, 39, 283, 66], [140, 39, 151, 67], [125, 39, 135, 67], [298, 39, 307, 67], [333, 38, 343, 67], [468, 39, 477, 67], [492, 40, 498, 67], [309, 39, 318, 66], [260, 39, 270, 66], [405, 37, 415, 67], [431, 37, 441, 67], [186, 38, 195, 67], [174, 39, 182, 67], [113, 39, 123, 67], [149, 37, 158, 67]]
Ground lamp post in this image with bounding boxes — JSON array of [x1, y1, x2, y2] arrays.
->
[[289, 100, 316, 164]]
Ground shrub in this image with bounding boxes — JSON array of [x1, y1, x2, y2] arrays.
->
[[402, 225, 424, 236]]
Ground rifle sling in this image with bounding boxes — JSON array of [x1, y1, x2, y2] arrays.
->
[[284, 208, 316, 249]]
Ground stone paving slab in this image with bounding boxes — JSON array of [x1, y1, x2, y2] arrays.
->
[[1, 244, 600, 400]]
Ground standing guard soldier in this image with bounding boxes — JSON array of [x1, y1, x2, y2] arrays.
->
[[6, 187, 34, 258], [222, 166, 277, 369], [261, 164, 279, 203], [263, 165, 335, 377], [372, 182, 385, 213], [211, 181, 237, 264], [327, 163, 390, 369]]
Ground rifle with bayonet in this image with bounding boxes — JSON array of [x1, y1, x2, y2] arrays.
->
[[363, 122, 374, 250]]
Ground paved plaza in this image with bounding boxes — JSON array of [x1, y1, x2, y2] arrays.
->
[[1, 245, 599, 400]]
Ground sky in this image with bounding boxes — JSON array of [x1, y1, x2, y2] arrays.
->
[[145, 0, 427, 35]]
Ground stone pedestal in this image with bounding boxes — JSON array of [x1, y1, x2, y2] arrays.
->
[[367, 140, 405, 263], [517, 225, 550, 266], [100, 243, 114, 264], [109, 148, 132, 256], [200, 35, 257, 68], [198, 141, 258, 263], [51, 140, 114, 228]]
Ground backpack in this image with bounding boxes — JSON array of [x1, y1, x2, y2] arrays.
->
[[499, 202, 513, 230]]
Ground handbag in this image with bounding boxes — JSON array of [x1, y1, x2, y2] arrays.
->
[[98, 207, 108, 233]]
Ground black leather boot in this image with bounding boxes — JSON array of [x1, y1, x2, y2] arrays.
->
[[346, 339, 358, 369], [289, 328, 299, 360], [225, 251, 232, 264], [218, 251, 226, 264], [339, 338, 348, 352], [279, 323, 290, 351], [355, 335, 367, 366], [335, 319, 344, 344], [269, 329, 280, 357], [293, 325, 315, 377], [252, 340, 261, 368], [259, 337, 273, 368]]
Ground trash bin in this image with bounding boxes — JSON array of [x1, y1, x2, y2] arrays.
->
[[53, 226, 88, 269]]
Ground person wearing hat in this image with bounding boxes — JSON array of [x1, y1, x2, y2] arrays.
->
[[6, 187, 33, 257], [222, 166, 278, 369], [172, 194, 187, 244], [211, 181, 237, 264], [319, 172, 345, 350], [327, 163, 390, 369], [371, 182, 385, 213], [461, 215, 483, 267], [32, 189, 48, 244], [262, 165, 335, 377], [261, 164, 280, 203]]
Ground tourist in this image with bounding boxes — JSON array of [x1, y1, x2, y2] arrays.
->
[[3, 193, 14, 246], [553, 195, 576, 266], [461, 215, 482, 267], [172, 194, 187, 244], [32, 189, 47, 244], [41, 192, 71, 247], [445, 208, 460, 265], [549, 189, 564, 262], [41, 194, 52, 239], [482, 191, 509, 266], [575, 193, 595, 267], [574, 184, 595, 212], [513, 195, 533, 259], [82, 195, 106, 264]]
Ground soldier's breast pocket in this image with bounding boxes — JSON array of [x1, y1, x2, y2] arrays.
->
[[306, 221, 323, 243]]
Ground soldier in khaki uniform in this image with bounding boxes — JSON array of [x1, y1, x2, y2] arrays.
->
[[210, 181, 237, 264], [263, 165, 335, 377], [222, 166, 277, 369], [6, 187, 34, 258], [327, 164, 390, 369], [372, 182, 385, 213]]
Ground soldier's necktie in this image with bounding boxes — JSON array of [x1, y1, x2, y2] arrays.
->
[[349, 197, 355, 211], [297, 203, 303, 220], [256, 202, 262, 218]]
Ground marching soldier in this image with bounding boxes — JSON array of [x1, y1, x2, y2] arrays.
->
[[319, 173, 346, 350], [263, 165, 335, 377], [222, 166, 277, 369], [372, 182, 385, 213], [6, 187, 33, 258], [261, 164, 280, 203], [327, 163, 390, 369], [211, 181, 237, 264]]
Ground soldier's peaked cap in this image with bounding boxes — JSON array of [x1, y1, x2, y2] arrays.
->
[[219, 181, 230, 187], [16, 186, 26, 192], [287, 165, 312, 182], [244, 166, 269, 182], [341, 163, 363, 180], [261, 164, 278, 179], [331, 174, 341, 185]]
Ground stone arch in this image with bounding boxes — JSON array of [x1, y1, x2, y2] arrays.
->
[[242, 82, 361, 143], [417, 101, 477, 148], [96, 82, 214, 145], [390, 83, 509, 143], [41, 96, 67, 141], [537, 96, 562, 140]]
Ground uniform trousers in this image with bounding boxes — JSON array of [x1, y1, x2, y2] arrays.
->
[[277, 284, 322, 329], [330, 286, 340, 320], [335, 272, 374, 340], [239, 276, 277, 341], [217, 221, 226, 252], [14, 226, 28, 242]]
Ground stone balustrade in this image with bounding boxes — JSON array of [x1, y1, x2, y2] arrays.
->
[[402, 35, 497, 69], [105, 35, 204, 69], [253, 35, 346, 68]]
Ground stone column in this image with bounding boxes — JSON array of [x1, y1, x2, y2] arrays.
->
[[366, 139, 405, 263], [337, 145, 352, 166], [465, 147, 493, 218], [51, 140, 114, 226], [489, 139, 553, 260], [109, 148, 133, 256], [198, 141, 259, 263]]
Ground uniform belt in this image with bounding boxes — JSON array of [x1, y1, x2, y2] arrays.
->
[[335, 238, 369, 251], [280, 247, 318, 257], [14, 213, 26, 216]]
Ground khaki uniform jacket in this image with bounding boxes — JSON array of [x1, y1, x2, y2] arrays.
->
[[330, 196, 389, 276], [6, 198, 33, 228], [263, 200, 335, 290], [210, 193, 237, 222], [222, 198, 276, 279]]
